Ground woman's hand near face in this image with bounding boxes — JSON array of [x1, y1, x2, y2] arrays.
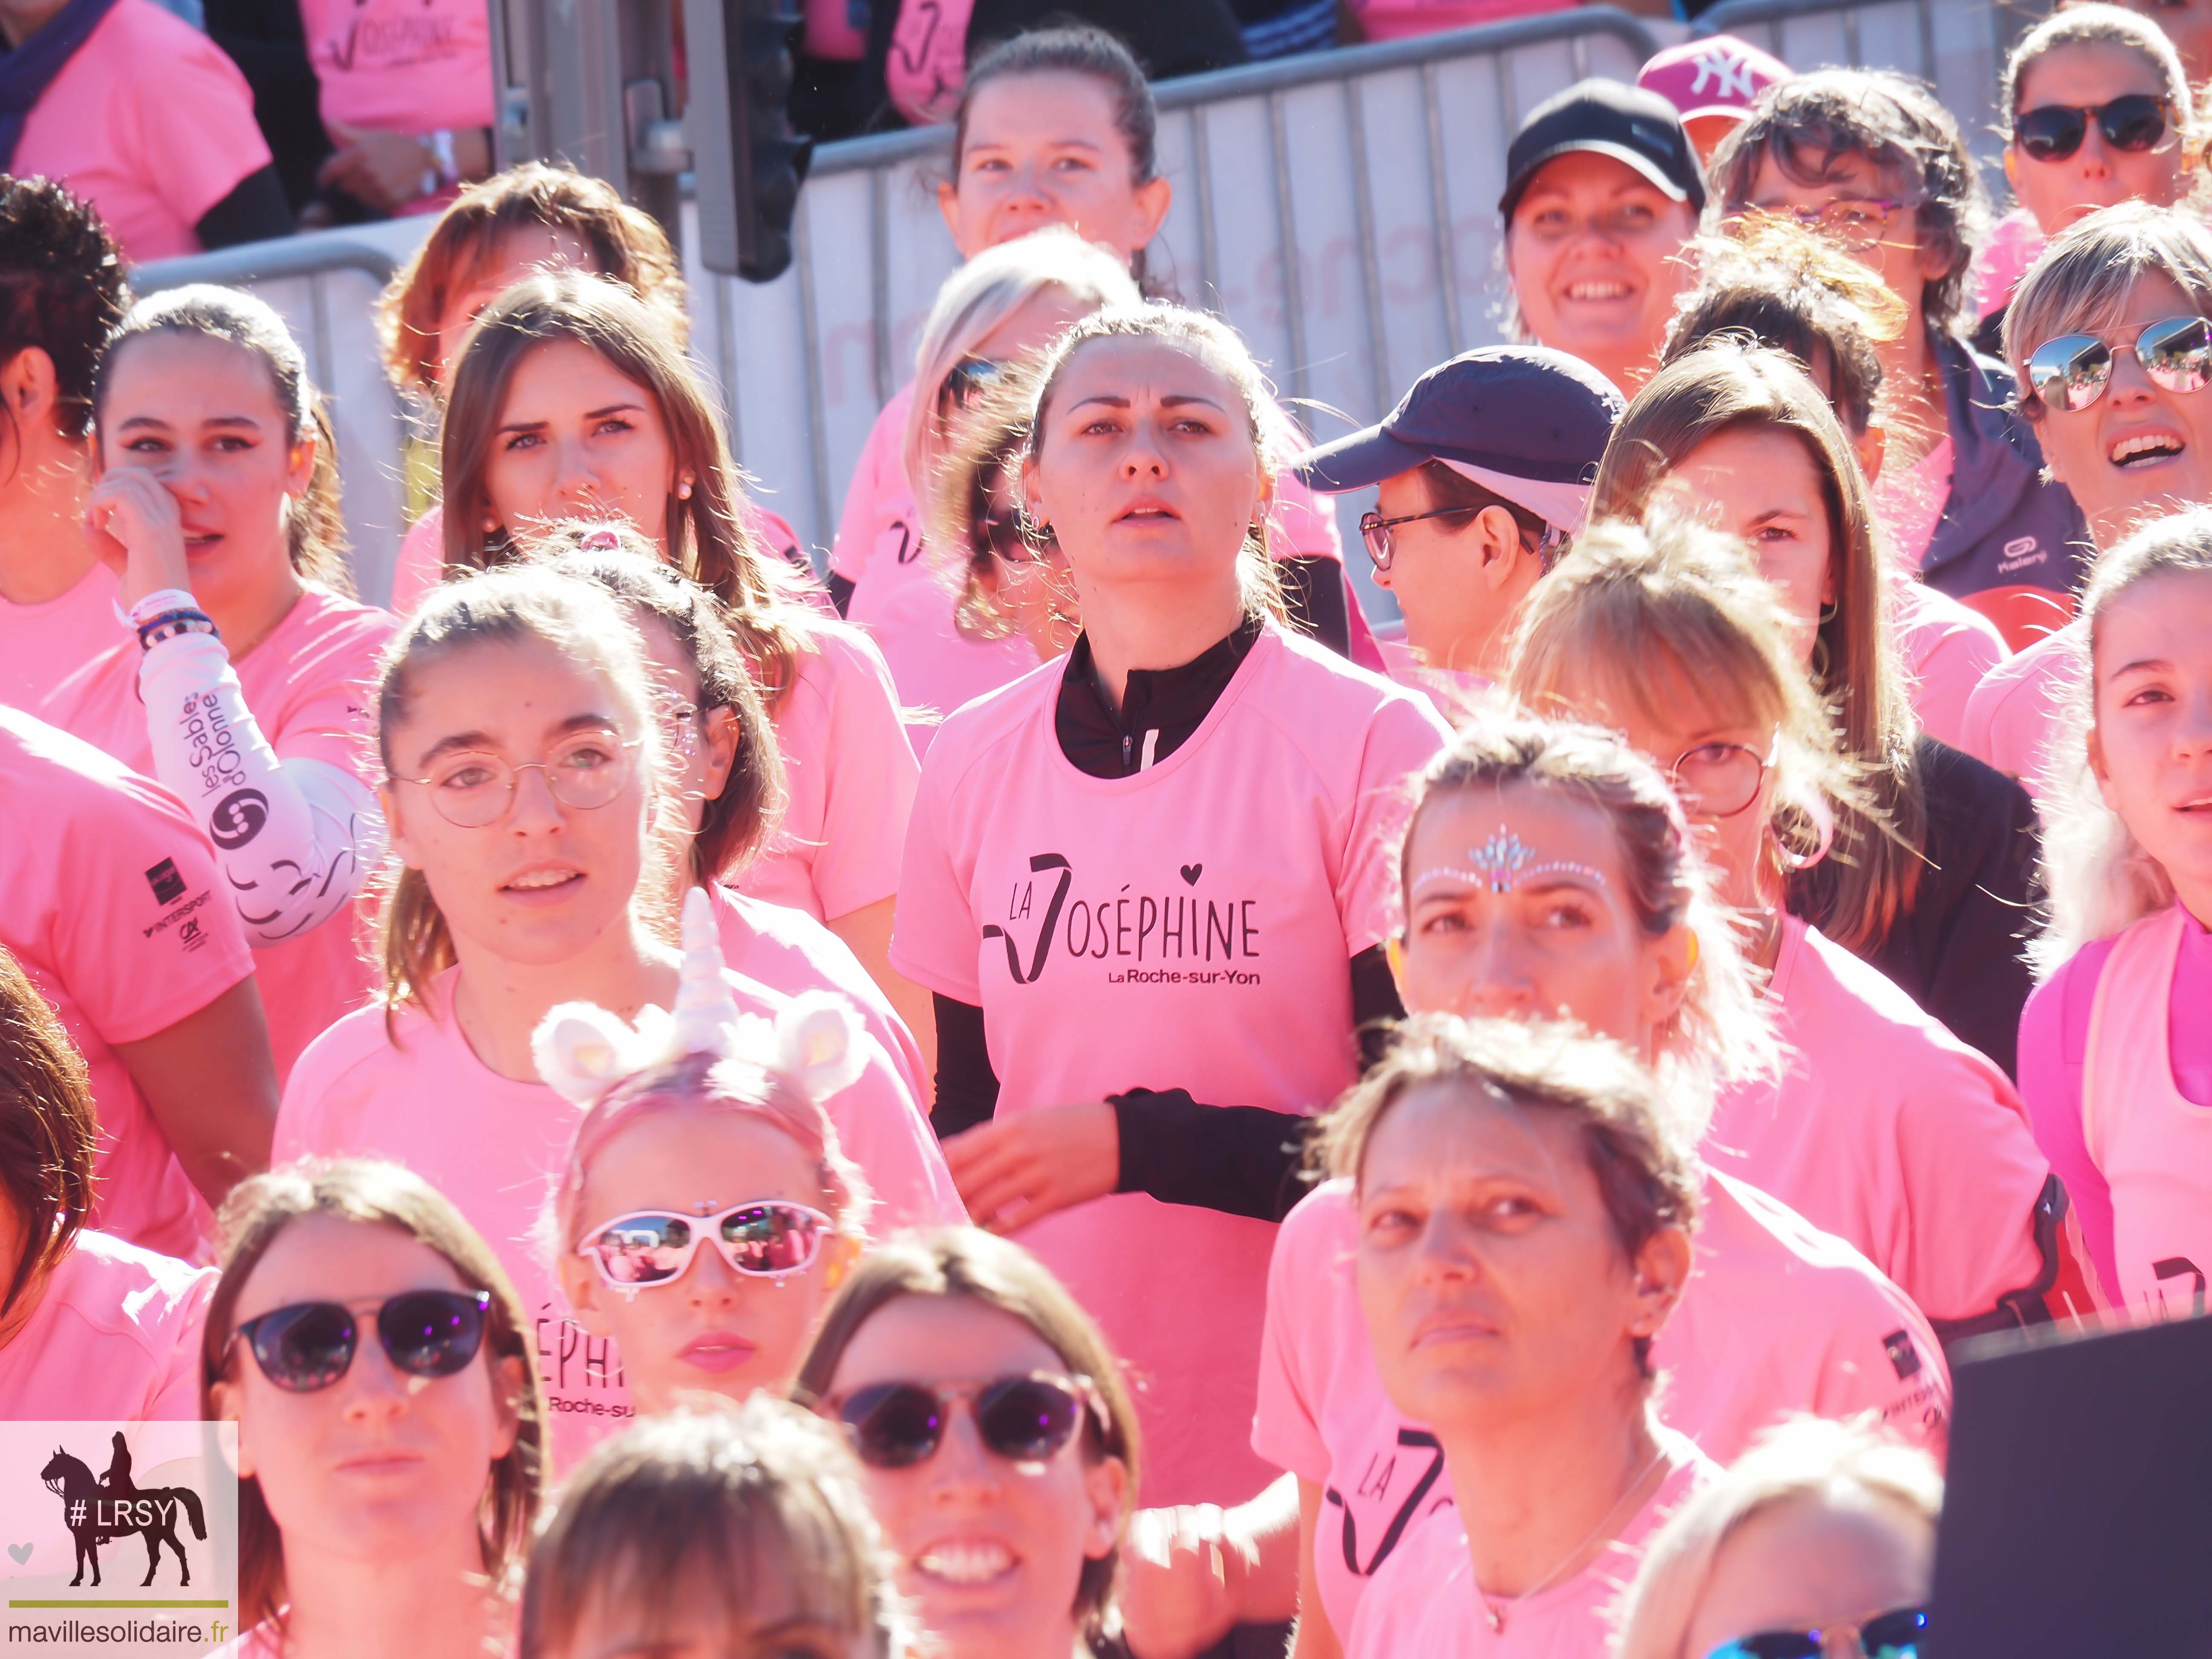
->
[[84, 466, 192, 608], [941, 1101, 1120, 1232]]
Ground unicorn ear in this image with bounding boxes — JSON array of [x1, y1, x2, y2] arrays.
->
[[776, 991, 867, 1101], [670, 886, 743, 1058], [533, 1003, 650, 1106]]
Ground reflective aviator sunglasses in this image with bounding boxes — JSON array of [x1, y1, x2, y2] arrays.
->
[[2026, 316, 2212, 413], [1702, 1606, 1927, 1659]]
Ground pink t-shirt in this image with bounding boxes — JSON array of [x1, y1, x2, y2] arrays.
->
[[1344, 1429, 1714, 1659], [829, 386, 1053, 754], [1872, 438, 1956, 577], [297, 0, 495, 138], [1960, 623, 2080, 803], [45, 586, 397, 1079], [13, 0, 272, 265], [1253, 1173, 1949, 1642], [0, 1229, 215, 1422], [387, 506, 448, 620], [1379, 640, 1494, 725], [273, 966, 960, 1470], [712, 882, 928, 1108], [2079, 906, 2212, 1320], [0, 708, 256, 1259], [1891, 574, 2009, 752], [1707, 918, 2052, 1325], [736, 621, 920, 924], [893, 627, 1450, 1505], [2019, 905, 2212, 1307], [832, 387, 1362, 747], [1, 563, 119, 714], [1976, 207, 2047, 325]]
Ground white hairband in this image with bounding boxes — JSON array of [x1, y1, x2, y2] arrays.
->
[[531, 886, 868, 1110]]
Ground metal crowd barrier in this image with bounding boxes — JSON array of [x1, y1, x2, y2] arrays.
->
[[135, 9, 1660, 600], [138, 0, 2033, 600], [688, 6, 1661, 560]]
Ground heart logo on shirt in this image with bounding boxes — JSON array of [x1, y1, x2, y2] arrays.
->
[[7, 1542, 30, 1565], [1180, 864, 1203, 885]]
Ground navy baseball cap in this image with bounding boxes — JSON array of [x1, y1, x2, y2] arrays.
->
[[1499, 78, 1708, 225], [1290, 346, 1625, 533]]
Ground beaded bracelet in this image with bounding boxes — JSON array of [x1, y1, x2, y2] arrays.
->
[[137, 611, 219, 650]]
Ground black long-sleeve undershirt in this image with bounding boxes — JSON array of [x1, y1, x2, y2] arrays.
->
[[931, 943, 1404, 1221], [930, 618, 1406, 1221], [194, 164, 294, 251]]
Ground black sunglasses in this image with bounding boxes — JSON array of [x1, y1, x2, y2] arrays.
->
[[2014, 94, 2171, 162], [1702, 1606, 1927, 1659], [231, 1290, 493, 1393], [835, 1373, 1096, 1469]]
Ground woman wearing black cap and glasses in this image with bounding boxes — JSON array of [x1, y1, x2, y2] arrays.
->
[[1291, 345, 1624, 716], [1500, 81, 1708, 398]]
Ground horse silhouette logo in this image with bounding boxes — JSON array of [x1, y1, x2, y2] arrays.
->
[[37, 1433, 206, 1588]]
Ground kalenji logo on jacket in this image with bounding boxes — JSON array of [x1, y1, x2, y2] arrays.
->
[[1997, 536, 2046, 575]]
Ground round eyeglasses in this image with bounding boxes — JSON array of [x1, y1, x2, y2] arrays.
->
[[1747, 198, 1908, 253], [1668, 739, 1773, 821], [394, 731, 643, 827]]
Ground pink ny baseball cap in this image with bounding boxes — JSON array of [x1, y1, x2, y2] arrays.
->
[[1637, 35, 1793, 134]]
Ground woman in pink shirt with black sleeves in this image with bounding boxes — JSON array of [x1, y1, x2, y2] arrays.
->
[[892, 303, 1451, 1515], [3, 0, 291, 263]]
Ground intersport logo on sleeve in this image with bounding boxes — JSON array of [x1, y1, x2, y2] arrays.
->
[[0, 1424, 236, 1658]]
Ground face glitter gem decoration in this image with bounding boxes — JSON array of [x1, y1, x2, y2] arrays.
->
[[1470, 828, 1536, 891], [1407, 826, 1611, 901]]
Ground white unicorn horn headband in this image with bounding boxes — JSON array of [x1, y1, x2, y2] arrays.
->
[[531, 887, 869, 1109]]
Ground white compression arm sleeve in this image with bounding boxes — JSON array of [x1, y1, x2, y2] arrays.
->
[[137, 628, 385, 948]]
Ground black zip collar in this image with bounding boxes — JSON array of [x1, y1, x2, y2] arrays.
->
[[1053, 617, 1263, 778]]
